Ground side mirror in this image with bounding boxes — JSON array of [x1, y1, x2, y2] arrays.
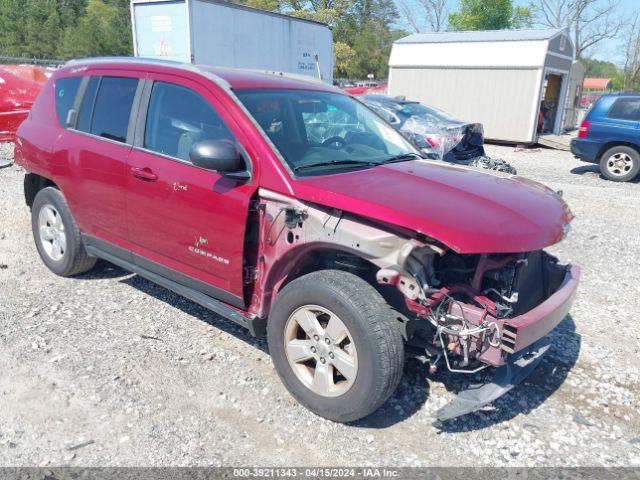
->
[[189, 140, 244, 173]]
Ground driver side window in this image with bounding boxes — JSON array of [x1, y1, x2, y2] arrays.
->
[[144, 81, 236, 162]]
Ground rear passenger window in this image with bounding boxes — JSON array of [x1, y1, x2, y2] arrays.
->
[[607, 98, 640, 121], [54, 77, 81, 127], [144, 81, 236, 162], [83, 76, 138, 143], [76, 76, 99, 133]]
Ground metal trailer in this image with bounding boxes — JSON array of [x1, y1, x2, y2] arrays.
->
[[388, 28, 575, 144], [131, 0, 334, 82]]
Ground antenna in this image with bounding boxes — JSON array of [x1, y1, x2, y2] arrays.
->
[[314, 52, 322, 81]]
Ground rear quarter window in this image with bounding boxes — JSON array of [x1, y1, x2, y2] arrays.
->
[[607, 98, 640, 121], [54, 77, 82, 127]]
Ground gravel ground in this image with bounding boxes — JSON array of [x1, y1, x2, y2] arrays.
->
[[1, 141, 639, 467]]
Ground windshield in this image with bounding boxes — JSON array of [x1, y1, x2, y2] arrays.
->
[[235, 89, 420, 176], [396, 102, 461, 124]]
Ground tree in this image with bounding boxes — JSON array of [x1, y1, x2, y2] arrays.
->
[[333, 41, 356, 77], [281, 0, 401, 79], [0, 0, 28, 56], [620, 12, 640, 90], [58, 0, 132, 59], [534, 0, 622, 59], [242, 0, 281, 11], [398, 0, 448, 33], [449, 0, 533, 30], [25, 0, 61, 58]]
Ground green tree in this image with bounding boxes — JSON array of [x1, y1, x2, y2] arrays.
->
[[25, 0, 61, 58], [58, 0, 132, 59], [449, 0, 532, 31], [0, 0, 28, 56], [333, 40, 356, 77], [244, 0, 281, 11]]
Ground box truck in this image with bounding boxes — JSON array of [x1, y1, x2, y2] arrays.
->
[[131, 0, 334, 81]]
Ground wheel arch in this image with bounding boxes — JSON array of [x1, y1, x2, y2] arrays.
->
[[24, 173, 59, 209], [257, 242, 408, 322], [596, 141, 640, 161]]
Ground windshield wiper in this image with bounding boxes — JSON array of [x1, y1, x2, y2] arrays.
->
[[382, 153, 423, 163], [294, 159, 379, 172]]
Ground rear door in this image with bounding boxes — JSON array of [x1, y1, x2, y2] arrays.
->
[[125, 74, 257, 307], [56, 72, 143, 249]]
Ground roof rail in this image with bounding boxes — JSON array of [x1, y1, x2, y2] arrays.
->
[[242, 68, 327, 85], [65, 56, 184, 67]]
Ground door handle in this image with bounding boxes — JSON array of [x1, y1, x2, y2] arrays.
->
[[131, 167, 158, 182]]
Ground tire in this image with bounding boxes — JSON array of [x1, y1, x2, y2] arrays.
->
[[599, 146, 640, 182], [267, 269, 404, 422], [31, 187, 96, 277]]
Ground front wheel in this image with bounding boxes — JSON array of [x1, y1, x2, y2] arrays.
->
[[600, 146, 640, 182], [267, 269, 404, 422]]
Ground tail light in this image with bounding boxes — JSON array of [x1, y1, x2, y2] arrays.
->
[[578, 121, 590, 139]]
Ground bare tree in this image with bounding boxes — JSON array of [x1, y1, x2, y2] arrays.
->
[[535, 0, 622, 58], [398, 0, 448, 33], [621, 12, 640, 89]]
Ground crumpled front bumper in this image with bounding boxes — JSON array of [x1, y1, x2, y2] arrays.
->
[[501, 264, 580, 357], [434, 264, 580, 423]]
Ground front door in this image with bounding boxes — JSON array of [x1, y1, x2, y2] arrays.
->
[[126, 76, 256, 307]]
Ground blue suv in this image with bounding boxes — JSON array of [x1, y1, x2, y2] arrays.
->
[[570, 93, 640, 182]]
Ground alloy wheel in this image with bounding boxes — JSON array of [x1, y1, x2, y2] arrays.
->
[[605, 152, 634, 177], [284, 305, 358, 397], [38, 204, 66, 261]]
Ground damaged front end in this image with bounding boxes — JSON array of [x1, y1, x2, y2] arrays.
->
[[251, 188, 579, 422], [377, 244, 579, 422]]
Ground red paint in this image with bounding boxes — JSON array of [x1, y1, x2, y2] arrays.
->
[[294, 160, 572, 253], [15, 59, 576, 332], [0, 68, 43, 142]]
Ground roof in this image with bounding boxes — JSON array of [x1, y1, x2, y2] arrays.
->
[[132, 0, 331, 28], [583, 78, 612, 90], [395, 28, 565, 44], [389, 28, 572, 69], [64, 57, 338, 92]]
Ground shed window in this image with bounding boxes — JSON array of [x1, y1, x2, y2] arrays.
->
[[559, 35, 566, 51]]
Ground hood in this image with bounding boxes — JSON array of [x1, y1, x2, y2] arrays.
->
[[293, 160, 572, 254]]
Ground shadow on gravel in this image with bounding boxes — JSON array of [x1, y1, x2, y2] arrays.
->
[[119, 272, 269, 353], [434, 314, 580, 433], [352, 357, 432, 428], [570, 165, 600, 176], [570, 165, 640, 183], [73, 259, 131, 280], [72, 261, 580, 431]]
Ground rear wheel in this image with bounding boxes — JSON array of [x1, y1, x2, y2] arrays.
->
[[31, 187, 96, 276], [267, 269, 404, 422], [600, 146, 640, 182]]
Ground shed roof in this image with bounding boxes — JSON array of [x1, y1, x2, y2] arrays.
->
[[389, 28, 571, 69], [395, 28, 565, 44], [583, 78, 612, 90]]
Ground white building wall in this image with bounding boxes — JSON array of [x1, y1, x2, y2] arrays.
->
[[388, 67, 541, 143]]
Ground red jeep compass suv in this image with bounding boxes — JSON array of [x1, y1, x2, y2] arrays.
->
[[15, 58, 580, 423]]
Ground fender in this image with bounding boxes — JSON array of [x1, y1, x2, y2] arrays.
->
[[247, 188, 436, 318]]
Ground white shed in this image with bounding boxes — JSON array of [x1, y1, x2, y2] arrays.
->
[[388, 28, 575, 143]]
